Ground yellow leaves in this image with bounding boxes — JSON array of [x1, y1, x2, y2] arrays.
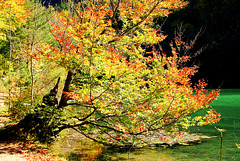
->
[[156, 0, 188, 17], [160, 0, 188, 9], [236, 143, 240, 149], [48, 0, 187, 73], [0, 0, 29, 40], [132, 28, 167, 45], [215, 127, 226, 133]]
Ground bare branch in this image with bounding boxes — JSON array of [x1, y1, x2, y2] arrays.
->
[[71, 127, 131, 148], [73, 107, 97, 122]]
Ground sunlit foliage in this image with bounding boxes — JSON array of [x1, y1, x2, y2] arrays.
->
[[33, 0, 221, 147]]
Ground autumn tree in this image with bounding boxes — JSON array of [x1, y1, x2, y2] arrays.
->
[[1, 0, 220, 147], [0, 0, 30, 114], [0, 0, 30, 74], [0, 0, 62, 121]]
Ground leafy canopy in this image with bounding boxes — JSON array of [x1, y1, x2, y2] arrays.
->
[[0, 0, 29, 41], [34, 0, 220, 147]]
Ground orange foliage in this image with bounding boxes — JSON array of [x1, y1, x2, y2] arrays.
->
[[35, 0, 220, 147]]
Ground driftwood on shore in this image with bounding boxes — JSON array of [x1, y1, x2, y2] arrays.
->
[[144, 130, 212, 147], [133, 131, 212, 148], [129, 130, 212, 148]]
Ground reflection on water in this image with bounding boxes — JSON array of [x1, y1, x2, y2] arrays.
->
[[53, 89, 240, 160], [52, 129, 106, 161], [67, 140, 106, 161], [53, 129, 177, 161]]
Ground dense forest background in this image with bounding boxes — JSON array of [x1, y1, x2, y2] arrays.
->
[[162, 0, 240, 88], [44, 0, 240, 88]]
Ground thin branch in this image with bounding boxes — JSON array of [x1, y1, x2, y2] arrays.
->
[[66, 102, 95, 108], [112, 0, 121, 21], [73, 107, 97, 122], [30, 0, 38, 106], [96, 126, 129, 145], [8, 4, 12, 111], [71, 127, 130, 147], [108, 0, 163, 44]]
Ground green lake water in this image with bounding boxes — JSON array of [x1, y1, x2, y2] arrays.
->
[[57, 89, 240, 161]]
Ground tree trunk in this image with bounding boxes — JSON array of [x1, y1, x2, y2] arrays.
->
[[58, 70, 75, 109]]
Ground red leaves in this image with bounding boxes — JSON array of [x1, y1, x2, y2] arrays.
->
[[204, 108, 221, 124], [86, 7, 91, 11]]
